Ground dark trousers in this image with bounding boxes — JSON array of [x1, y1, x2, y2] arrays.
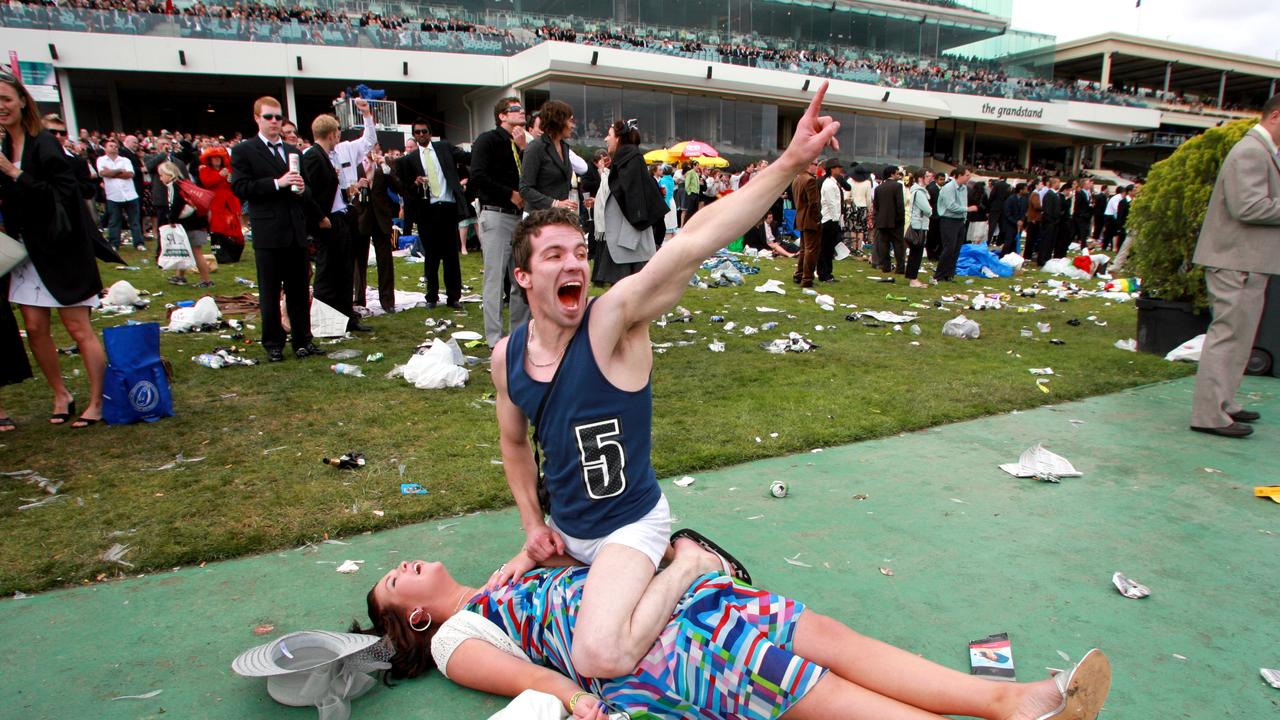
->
[[1054, 221, 1072, 259], [312, 212, 358, 326], [875, 225, 906, 274], [255, 244, 312, 351], [792, 227, 820, 287], [818, 220, 840, 281], [1000, 220, 1020, 256], [987, 212, 1003, 244], [1074, 218, 1092, 246], [1092, 213, 1105, 240], [1101, 217, 1119, 251], [1036, 223, 1057, 266], [933, 217, 965, 281], [1024, 221, 1041, 262], [354, 225, 395, 314], [904, 231, 925, 279], [412, 202, 461, 304], [925, 219, 942, 259]]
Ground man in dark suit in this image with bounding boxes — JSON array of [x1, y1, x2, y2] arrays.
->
[[354, 147, 401, 315], [1072, 179, 1094, 247], [396, 117, 471, 308], [925, 172, 943, 260], [872, 165, 906, 274], [301, 112, 368, 333], [1036, 178, 1062, 266], [790, 157, 821, 288], [986, 178, 1011, 246], [230, 95, 319, 363], [1055, 180, 1076, 259]]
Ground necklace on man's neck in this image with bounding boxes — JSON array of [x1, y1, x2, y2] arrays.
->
[[526, 319, 568, 368]]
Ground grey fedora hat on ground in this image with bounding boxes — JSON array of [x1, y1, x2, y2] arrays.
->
[[233, 630, 392, 720]]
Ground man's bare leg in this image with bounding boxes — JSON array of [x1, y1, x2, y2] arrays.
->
[[570, 538, 719, 678], [786, 612, 1064, 720]]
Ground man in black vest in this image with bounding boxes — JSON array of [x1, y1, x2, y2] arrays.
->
[[396, 117, 471, 309], [230, 96, 318, 362], [302, 113, 369, 333]]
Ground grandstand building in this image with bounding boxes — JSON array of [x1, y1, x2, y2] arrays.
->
[[3, 1, 1275, 176]]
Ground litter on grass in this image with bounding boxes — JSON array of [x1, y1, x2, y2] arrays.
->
[[401, 483, 428, 495], [879, 567, 894, 576], [784, 554, 812, 568], [1028, 368, 1054, 376], [674, 476, 696, 488], [755, 279, 786, 295], [1112, 572, 1151, 599], [1165, 334, 1205, 362], [112, 690, 163, 701], [100, 543, 135, 568], [999, 444, 1082, 480], [322, 451, 366, 470], [708, 340, 726, 353], [942, 315, 981, 340], [154, 453, 206, 471], [335, 560, 364, 574], [1261, 668, 1280, 690], [1114, 338, 1137, 352]]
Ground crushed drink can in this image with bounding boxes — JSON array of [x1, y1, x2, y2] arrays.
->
[[761, 322, 778, 331], [770, 480, 788, 498]]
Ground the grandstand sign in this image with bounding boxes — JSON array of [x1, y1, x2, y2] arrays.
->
[[946, 96, 1068, 127]]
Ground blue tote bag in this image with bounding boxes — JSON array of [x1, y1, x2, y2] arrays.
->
[[102, 322, 174, 425]]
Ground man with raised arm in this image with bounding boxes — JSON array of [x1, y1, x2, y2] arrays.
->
[[487, 83, 840, 679]]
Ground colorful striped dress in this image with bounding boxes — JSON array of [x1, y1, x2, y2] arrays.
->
[[468, 567, 827, 719]]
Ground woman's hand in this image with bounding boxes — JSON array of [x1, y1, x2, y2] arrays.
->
[[485, 549, 537, 591], [571, 693, 608, 720], [0, 152, 20, 180]]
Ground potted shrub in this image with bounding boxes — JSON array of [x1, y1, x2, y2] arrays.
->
[[1125, 118, 1256, 356]]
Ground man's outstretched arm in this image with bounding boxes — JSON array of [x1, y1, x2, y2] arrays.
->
[[593, 82, 840, 334]]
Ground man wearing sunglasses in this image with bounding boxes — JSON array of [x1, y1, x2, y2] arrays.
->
[[395, 117, 471, 309], [230, 96, 319, 363], [469, 97, 529, 346], [42, 114, 99, 223]]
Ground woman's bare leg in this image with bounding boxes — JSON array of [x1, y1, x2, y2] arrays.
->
[[193, 250, 212, 283], [786, 612, 1062, 720], [20, 305, 72, 421], [58, 307, 106, 421]]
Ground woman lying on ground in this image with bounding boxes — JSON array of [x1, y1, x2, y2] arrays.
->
[[355, 537, 1110, 720]]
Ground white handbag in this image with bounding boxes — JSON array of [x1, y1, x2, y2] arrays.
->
[[157, 224, 196, 271], [0, 230, 27, 277]]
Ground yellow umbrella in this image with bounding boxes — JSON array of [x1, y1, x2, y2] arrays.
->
[[643, 148, 674, 164], [691, 155, 729, 168]]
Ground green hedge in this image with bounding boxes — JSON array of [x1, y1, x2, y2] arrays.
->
[[1127, 119, 1256, 311]]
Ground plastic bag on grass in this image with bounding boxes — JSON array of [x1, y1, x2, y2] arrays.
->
[[942, 315, 980, 340], [1165, 334, 1205, 363], [400, 339, 469, 389], [166, 296, 221, 332]]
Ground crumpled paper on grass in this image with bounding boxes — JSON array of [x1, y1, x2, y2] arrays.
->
[[999, 444, 1082, 479]]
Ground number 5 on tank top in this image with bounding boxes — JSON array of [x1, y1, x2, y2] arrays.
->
[[574, 418, 628, 500]]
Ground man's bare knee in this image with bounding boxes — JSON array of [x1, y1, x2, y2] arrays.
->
[[571, 632, 640, 678]]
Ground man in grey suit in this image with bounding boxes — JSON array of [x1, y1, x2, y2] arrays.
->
[[1189, 94, 1280, 438]]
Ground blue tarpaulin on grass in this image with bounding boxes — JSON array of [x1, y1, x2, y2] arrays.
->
[[956, 244, 1015, 277]]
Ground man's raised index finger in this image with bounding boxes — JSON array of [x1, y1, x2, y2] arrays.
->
[[805, 81, 830, 118]]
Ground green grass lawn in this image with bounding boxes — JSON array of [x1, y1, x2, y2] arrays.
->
[[0, 243, 1193, 594]]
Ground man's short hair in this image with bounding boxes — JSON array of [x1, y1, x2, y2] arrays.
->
[[1262, 94, 1280, 118], [412, 116, 431, 132], [493, 96, 520, 125], [952, 165, 969, 179], [254, 96, 282, 116], [311, 114, 341, 140], [512, 207, 582, 274]]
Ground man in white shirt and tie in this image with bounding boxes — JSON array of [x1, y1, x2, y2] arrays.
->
[[396, 117, 471, 309]]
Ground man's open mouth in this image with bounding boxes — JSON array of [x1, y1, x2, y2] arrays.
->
[[557, 281, 582, 310]]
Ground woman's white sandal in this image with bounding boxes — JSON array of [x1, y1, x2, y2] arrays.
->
[[1035, 648, 1111, 720]]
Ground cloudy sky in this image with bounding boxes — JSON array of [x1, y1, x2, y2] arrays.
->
[[1009, 0, 1279, 62]]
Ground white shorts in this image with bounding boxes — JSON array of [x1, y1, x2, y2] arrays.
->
[[547, 493, 671, 570]]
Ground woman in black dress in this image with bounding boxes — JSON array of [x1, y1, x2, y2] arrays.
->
[[0, 272, 33, 431], [0, 71, 106, 428]]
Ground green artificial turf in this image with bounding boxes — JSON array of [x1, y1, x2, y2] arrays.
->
[[0, 244, 1193, 594]]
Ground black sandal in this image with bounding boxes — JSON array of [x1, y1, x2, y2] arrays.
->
[[49, 398, 76, 426], [0, 416, 15, 432], [671, 528, 752, 585]]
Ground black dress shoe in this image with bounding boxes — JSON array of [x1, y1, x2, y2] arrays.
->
[[295, 343, 321, 359], [349, 322, 373, 333], [1230, 409, 1260, 423], [266, 348, 285, 363], [1190, 422, 1254, 438], [427, 301, 438, 309], [446, 301, 463, 310]]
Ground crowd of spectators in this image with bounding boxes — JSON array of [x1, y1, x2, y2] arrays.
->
[[0, 0, 1241, 109]]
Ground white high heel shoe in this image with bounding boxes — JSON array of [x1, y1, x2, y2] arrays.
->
[[1034, 648, 1111, 720]]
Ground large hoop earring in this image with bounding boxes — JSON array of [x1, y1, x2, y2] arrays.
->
[[408, 608, 432, 633]]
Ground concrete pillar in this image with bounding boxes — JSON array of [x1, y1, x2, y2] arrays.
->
[[952, 130, 967, 165], [284, 77, 298, 125], [107, 79, 123, 132], [1100, 51, 1113, 90], [1162, 62, 1172, 94], [1092, 144, 1103, 169], [1270, 78, 1276, 99], [55, 67, 78, 136], [1217, 70, 1227, 108], [1020, 139, 1032, 170], [1071, 145, 1083, 172]]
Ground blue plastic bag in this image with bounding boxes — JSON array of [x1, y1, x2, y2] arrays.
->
[[102, 322, 174, 425], [956, 244, 1014, 278]]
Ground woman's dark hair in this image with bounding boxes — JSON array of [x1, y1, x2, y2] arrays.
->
[[538, 100, 573, 139], [0, 72, 44, 137], [609, 120, 641, 147], [350, 587, 438, 680]]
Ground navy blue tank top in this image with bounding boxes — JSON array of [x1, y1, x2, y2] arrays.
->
[[506, 303, 661, 539]]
